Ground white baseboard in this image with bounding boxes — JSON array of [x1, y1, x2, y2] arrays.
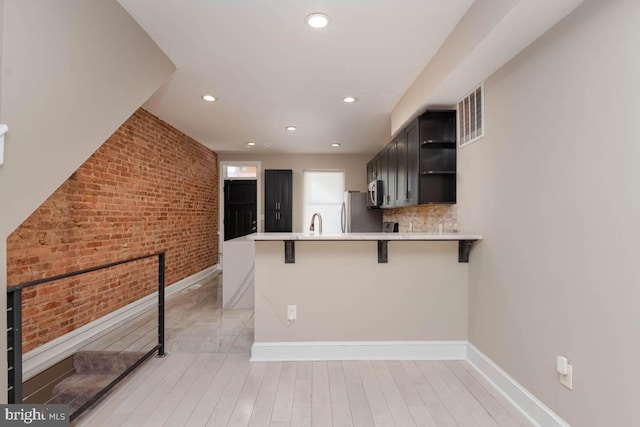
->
[[466, 343, 569, 427], [22, 264, 219, 380], [251, 340, 468, 362]]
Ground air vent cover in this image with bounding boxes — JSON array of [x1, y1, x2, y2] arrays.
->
[[458, 84, 484, 147]]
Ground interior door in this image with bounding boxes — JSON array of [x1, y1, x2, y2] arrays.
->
[[224, 180, 257, 241]]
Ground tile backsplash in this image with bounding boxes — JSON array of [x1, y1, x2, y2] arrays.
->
[[382, 204, 459, 233]]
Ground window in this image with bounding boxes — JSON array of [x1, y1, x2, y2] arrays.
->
[[458, 83, 484, 147], [303, 170, 345, 234], [224, 165, 257, 179]]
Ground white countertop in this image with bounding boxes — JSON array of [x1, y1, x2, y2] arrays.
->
[[246, 232, 483, 241]]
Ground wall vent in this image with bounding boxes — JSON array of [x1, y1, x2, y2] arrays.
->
[[458, 84, 484, 147]]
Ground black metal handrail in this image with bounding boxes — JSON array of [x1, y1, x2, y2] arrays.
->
[[6, 252, 166, 420]]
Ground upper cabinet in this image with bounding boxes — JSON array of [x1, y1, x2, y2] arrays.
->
[[368, 109, 456, 208], [418, 110, 456, 204]]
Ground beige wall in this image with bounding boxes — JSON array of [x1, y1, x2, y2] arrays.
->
[[458, 0, 640, 425], [0, 0, 174, 403], [218, 153, 370, 232], [255, 240, 468, 342], [391, 0, 517, 134]]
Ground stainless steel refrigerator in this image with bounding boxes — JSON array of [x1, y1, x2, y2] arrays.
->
[[341, 191, 383, 233]]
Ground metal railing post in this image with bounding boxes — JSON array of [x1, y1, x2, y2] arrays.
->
[[7, 289, 22, 403], [157, 252, 166, 357]]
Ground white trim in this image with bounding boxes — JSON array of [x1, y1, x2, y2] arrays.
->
[[251, 340, 468, 362], [22, 264, 219, 380], [466, 343, 570, 427], [219, 160, 262, 252]]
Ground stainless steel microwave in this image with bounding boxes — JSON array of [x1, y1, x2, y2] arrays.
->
[[367, 180, 383, 208]]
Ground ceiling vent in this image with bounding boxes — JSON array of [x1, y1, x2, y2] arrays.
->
[[458, 84, 484, 147]]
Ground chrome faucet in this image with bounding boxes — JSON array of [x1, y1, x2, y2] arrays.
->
[[309, 213, 323, 234]]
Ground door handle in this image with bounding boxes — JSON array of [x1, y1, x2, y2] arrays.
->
[[341, 202, 346, 233]]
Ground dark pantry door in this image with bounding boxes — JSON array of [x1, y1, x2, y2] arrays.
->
[[224, 180, 257, 241]]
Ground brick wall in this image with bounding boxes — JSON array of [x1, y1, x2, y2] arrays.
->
[[7, 108, 218, 352]]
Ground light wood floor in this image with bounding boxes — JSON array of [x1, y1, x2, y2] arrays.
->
[[74, 274, 532, 426]]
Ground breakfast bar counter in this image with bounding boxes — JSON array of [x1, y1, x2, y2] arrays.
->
[[247, 232, 483, 263]]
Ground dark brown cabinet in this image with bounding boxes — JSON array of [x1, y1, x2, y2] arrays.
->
[[405, 118, 419, 206], [264, 169, 292, 232], [378, 148, 389, 207], [368, 110, 456, 208], [382, 143, 396, 208], [419, 111, 456, 204], [395, 130, 408, 207]]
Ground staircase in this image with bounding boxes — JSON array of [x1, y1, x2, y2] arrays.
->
[[50, 351, 145, 414]]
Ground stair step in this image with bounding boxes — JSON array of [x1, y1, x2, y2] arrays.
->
[[73, 351, 145, 375], [50, 373, 116, 413]]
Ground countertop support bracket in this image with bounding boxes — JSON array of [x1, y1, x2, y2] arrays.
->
[[378, 240, 388, 263], [458, 240, 474, 263], [284, 241, 295, 264]]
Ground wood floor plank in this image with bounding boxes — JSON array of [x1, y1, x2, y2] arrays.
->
[[372, 361, 416, 427], [227, 362, 268, 427], [461, 362, 533, 426], [291, 362, 313, 427], [417, 360, 481, 426], [162, 354, 226, 427], [248, 362, 282, 427], [402, 361, 462, 427], [357, 361, 394, 427], [186, 355, 241, 426], [311, 362, 332, 427], [94, 353, 188, 426], [427, 360, 500, 427], [342, 361, 375, 427], [205, 356, 252, 426], [121, 353, 199, 426], [446, 361, 520, 427], [73, 355, 167, 427], [139, 353, 213, 427], [327, 361, 354, 427], [386, 361, 437, 427], [270, 362, 297, 424]]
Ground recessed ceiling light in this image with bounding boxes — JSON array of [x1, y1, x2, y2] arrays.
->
[[202, 95, 216, 102], [247, 142, 256, 146], [343, 97, 357, 103], [331, 143, 341, 147], [286, 126, 297, 131], [306, 13, 330, 29]]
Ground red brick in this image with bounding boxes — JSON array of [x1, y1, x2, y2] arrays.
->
[[8, 108, 219, 352]]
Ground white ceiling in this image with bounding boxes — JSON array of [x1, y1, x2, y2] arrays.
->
[[117, 0, 474, 154]]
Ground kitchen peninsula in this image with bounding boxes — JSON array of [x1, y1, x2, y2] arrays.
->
[[248, 232, 483, 361]]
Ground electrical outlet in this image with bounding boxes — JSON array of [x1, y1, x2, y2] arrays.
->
[[287, 305, 297, 321]]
